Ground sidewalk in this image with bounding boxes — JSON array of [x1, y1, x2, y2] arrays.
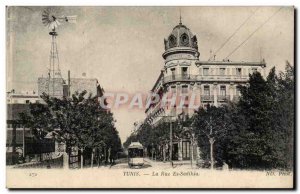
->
[[144, 158, 198, 169]]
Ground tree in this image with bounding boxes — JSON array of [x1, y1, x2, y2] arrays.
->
[[227, 65, 294, 169], [274, 62, 294, 169], [20, 91, 121, 168], [192, 105, 233, 169], [124, 119, 184, 161]]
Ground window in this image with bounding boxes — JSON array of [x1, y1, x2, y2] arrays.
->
[[182, 86, 188, 94], [182, 67, 188, 78], [236, 87, 241, 96], [25, 100, 30, 104], [171, 86, 176, 93], [171, 68, 176, 80], [236, 68, 242, 76], [203, 68, 209, 76], [180, 33, 189, 46], [183, 105, 188, 116], [220, 86, 226, 96], [220, 68, 226, 75], [204, 85, 210, 96], [169, 35, 177, 48], [171, 106, 176, 116]]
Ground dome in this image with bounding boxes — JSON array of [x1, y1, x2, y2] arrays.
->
[[164, 22, 198, 51]]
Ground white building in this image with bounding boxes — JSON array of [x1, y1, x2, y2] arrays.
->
[[7, 90, 39, 104], [144, 20, 266, 162]]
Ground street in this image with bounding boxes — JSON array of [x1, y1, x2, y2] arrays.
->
[[110, 157, 198, 170]]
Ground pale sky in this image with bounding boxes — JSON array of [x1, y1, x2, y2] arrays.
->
[[7, 6, 294, 143]]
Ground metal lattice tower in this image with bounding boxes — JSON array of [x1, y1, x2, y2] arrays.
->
[[48, 29, 62, 96], [42, 8, 77, 97], [49, 29, 61, 80]]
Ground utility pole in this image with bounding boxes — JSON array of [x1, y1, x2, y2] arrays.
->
[[23, 125, 25, 160], [68, 70, 71, 97], [158, 115, 175, 167]]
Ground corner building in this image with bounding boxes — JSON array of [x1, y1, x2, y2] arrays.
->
[[144, 20, 266, 162]]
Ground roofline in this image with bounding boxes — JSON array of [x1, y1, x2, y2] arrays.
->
[[9, 95, 39, 98], [196, 60, 266, 67], [150, 71, 164, 92]]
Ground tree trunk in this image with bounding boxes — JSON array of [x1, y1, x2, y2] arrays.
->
[[80, 148, 84, 169], [97, 149, 100, 168], [91, 148, 95, 168], [209, 138, 215, 170], [104, 148, 107, 165]]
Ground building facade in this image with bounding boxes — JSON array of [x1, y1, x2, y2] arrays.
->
[[7, 90, 39, 104], [6, 75, 106, 166], [144, 20, 266, 162], [38, 76, 104, 99], [6, 93, 55, 165]]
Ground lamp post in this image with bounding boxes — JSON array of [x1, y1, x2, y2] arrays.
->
[[158, 115, 175, 167], [158, 113, 185, 167]]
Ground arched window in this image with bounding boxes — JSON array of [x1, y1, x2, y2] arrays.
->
[[192, 35, 198, 48], [180, 33, 189, 46], [168, 35, 177, 48]]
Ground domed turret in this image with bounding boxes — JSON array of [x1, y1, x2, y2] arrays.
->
[[164, 22, 198, 51], [163, 21, 199, 60]]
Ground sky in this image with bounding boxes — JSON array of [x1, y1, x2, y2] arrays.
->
[[6, 6, 294, 143]]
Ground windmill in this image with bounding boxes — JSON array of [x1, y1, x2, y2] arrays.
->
[[41, 8, 77, 97]]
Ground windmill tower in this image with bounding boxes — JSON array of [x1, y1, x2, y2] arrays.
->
[[41, 8, 76, 97]]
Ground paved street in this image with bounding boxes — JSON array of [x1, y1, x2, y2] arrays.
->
[[110, 157, 198, 170]]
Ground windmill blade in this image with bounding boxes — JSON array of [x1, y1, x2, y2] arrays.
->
[[42, 8, 56, 26], [42, 17, 51, 26], [42, 8, 76, 31], [43, 8, 50, 14]]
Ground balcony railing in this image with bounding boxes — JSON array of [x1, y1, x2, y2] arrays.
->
[[201, 95, 214, 101], [164, 74, 196, 83], [217, 95, 230, 101], [163, 74, 249, 84]]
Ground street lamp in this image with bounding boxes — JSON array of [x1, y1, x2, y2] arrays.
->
[[157, 115, 175, 167]]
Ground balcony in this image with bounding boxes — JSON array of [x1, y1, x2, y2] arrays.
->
[[163, 74, 249, 84], [201, 95, 214, 101], [217, 95, 230, 101], [164, 74, 196, 83]]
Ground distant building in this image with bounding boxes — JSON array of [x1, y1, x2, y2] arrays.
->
[[6, 102, 55, 165], [6, 73, 106, 166], [7, 90, 39, 104], [143, 20, 266, 162], [37, 77, 103, 99]]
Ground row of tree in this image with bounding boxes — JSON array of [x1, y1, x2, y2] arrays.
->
[[20, 90, 122, 168], [197, 62, 293, 170], [124, 62, 294, 170]]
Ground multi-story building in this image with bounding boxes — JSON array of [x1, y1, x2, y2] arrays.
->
[[144, 20, 266, 162], [7, 74, 106, 166], [38, 75, 104, 99], [6, 90, 55, 165]]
